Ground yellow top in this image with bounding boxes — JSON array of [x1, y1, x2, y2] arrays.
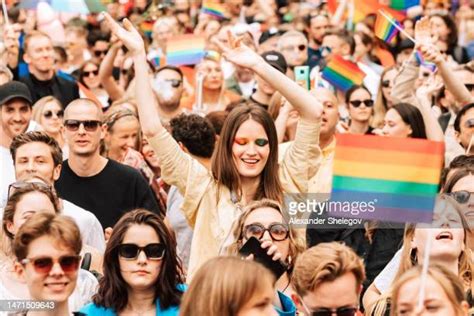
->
[[148, 118, 322, 279]]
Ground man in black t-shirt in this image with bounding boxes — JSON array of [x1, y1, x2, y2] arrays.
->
[[55, 98, 160, 230]]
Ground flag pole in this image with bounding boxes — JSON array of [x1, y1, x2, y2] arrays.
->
[[466, 135, 474, 155], [378, 9, 416, 43], [417, 227, 433, 310], [2, 0, 9, 26]]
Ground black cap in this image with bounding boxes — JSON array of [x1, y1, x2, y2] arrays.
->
[[259, 27, 283, 45], [261, 51, 288, 74], [397, 39, 415, 54], [0, 81, 32, 106]]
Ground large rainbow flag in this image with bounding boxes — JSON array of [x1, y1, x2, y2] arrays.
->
[[166, 35, 206, 66], [331, 134, 444, 223], [374, 10, 401, 43], [321, 55, 366, 92]]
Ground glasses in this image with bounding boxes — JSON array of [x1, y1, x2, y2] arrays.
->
[[64, 120, 102, 132], [94, 50, 108, 57], [282, 44, 307, 52], [319, 46, 332, 55], [118, 243, 166, 260], [465, 84, 474, 92], [165, 79, 182, 88], [8, 181, 52, 199], [43, 109, 64, 119], [243, 223, 289, 241], [349, 99, 374, 107], [21, 255, 81, 274], [449, 191, 472, 204], [381, 80, 392, 88], [83, 70, 99, 77]]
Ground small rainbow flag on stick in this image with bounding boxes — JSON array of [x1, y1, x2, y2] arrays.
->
[[166, 35, 206, 66], [202, 0, 227, 19], [374, 11, 401, 43], [321, 55, 366, 92], [390, 0, 420, 10], [331, 134, 444, 223], [140, 20, 154, 38]]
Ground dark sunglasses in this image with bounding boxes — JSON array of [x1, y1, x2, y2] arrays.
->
[[349, 99, 374, 107], [21, 255, 81, 274], [465, 118, 474, 128], [165, 79, 182, 88], [312, 307, 358, 316], [243, 223, 289, 242], [319, 46, 332, 55], [449, 191, 472, 204], [121, 68, 131, 75], [465, 84, 474, 92], [64, 120, 102, 132], [94, 50, 108, 57], [118, 243, 166, 260], [83, 70, 99, 77], [43, 109, 64, 119], [8, 181, 52, 199], [381, 80, 391, 88]]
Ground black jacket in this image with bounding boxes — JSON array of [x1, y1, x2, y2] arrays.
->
[[20, 73, 80, 108]]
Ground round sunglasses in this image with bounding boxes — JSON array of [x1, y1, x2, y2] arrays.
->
[[21, 255, 81, 274], [43, 109, 64, 119], [118, 243, 166, 260], [243, 223, 289, 242], [449, 191, 472, 204]]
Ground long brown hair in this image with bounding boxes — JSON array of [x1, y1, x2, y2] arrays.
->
[[92, 209, 185, 311], [180, 256, 275, 316], [211, 104, 282, 203], [373, 66, 396, 128]]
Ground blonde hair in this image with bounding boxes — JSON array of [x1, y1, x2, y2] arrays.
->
[[369, 195, 473, 315], [391, 264, 468, 316], [292, 242, 366, 297], [372, 66, 396, 128], [32, 96, 63, 125], [223, 199, 306, 268], [180, 256, 275, 316]]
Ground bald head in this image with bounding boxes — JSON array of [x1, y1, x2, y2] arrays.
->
[[65, 98, 103, 121]]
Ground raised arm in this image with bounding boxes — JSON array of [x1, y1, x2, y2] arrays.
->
[[104, 13, 164, 138], [415, 78, 445, 141], [98, 40, 125, 101], [220, 33, 323, 121]]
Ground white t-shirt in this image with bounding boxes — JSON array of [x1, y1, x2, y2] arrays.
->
[[373, 248, 402, 294]]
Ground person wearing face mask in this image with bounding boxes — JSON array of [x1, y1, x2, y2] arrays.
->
[[151, 65, 187, 125]]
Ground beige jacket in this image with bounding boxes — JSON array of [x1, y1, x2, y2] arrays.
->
[[149, 118, 322, 279]]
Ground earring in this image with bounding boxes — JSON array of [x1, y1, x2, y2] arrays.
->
[[287, 255, 292, 266]]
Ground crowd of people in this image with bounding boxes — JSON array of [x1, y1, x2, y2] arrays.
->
[[0, 0, 473, 315]]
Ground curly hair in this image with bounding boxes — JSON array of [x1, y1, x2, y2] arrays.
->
[[170, 113, 216, 158]]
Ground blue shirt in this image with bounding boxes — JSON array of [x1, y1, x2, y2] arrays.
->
[[275, 291, 297, 316], [80, 284, 186, 316]]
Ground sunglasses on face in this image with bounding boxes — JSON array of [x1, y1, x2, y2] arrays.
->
[[319, 46, 332, 55], [21, 255, 81, 274], [243, 223, 289, 242], [93, 50, 108, 57], [83, 70, 99, 77], [311, 307, 358, 316], [449, 191, 472, 204], [349, 99, 374, 107], [118, 243, 166, 260], [43, 109, 64, 119], [64, 120, 102, 132], [165, 79, 182, 88], [382, 80, 391, 88], [8, 181, 52, 199], [283, 44, 307, 52], [465, 84, 474, 92]]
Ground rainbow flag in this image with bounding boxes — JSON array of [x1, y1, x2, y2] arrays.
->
[[415, 51, 437, 72], [140, 20, 154, 38], [328, 0, 406, 25], [321, 55, 366, 92], [374, 11, 401, 43], [166, 35, 206, 66], [390, 0, 420, 10], [202, 0, 227, 19], [331, 134, 444, 223]]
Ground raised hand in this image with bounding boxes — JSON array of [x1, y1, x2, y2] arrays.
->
[[414, 16, 432, 48], [416, 76, 443, 101], [102, 12, 144, 56], [215, 31, 264, 70]]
